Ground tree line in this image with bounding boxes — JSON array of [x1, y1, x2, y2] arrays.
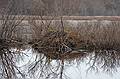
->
[[0, 0, 120, 16]]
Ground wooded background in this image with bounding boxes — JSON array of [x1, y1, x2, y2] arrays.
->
[[0, 0, 120, 16]]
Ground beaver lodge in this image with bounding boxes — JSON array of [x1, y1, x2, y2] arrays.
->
[[24, 16, 120, 61]]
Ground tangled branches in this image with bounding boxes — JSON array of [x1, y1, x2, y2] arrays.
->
[[0, 0, 26, 79]]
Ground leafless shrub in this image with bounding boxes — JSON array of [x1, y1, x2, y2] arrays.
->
[[0, 0, 25, 79]]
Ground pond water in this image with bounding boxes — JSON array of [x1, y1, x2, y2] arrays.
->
[[15, 49, 120, 79]]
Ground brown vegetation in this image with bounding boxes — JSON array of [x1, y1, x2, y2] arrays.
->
[[27, 18, 120, 78], [30, 20, 120, 52]]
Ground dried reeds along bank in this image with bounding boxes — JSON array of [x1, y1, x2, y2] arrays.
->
[[29, 19, 120, 51], [21, 18, 120, 79]]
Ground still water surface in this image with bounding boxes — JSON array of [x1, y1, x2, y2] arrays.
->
[[16, 49, 120, 79]]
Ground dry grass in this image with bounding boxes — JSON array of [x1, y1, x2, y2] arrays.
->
[[29, 19, 120, 58], [77, 21, 120, 51]]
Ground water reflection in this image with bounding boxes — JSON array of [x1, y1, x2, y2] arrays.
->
[[87, 50, 120, 73], [20, 48, 119, 79]]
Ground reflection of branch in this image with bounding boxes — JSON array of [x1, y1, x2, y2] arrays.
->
[[86, 50, 120, 74], [86, 52, 99, 73], [60, 60, 64, 79]]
